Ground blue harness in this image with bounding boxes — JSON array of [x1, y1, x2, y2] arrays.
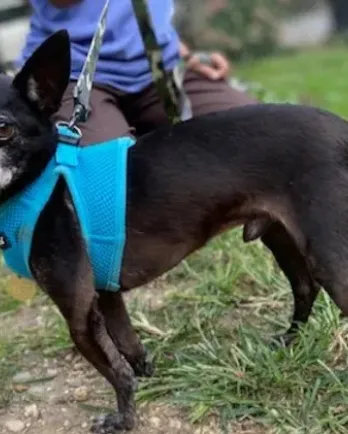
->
[[0, 125, 135, 291]]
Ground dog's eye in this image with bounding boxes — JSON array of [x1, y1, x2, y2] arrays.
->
[[0, 122, 14, 141]]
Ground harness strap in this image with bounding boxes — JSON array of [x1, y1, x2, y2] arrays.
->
[[0, 125, 134, 292]]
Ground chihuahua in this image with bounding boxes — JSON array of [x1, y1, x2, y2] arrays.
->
[[1, 31, 348, 432]]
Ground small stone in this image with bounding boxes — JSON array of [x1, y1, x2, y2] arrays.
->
[[81, 422, 88, 429], [73, 362, 84, 371], [46, 368, 58, 378], [28, 385, 46, 399], [150, 417, 161, 428], [13, 384, 29, 393], [24, 404, 40, 419], [73, 386, 89, 402], [5, 420, 25, 433], [63, 420, 70, 427], [85, 370, 97, 379], [12, 372, 32, 384], [65, 353, 73, 362], [65, 377, 82, 387], [169, 419, 182, 430]]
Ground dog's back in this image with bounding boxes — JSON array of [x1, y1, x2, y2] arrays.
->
[[121, 104, 348, 292]]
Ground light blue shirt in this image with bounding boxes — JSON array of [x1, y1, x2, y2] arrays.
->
[[18, 0, 180, 93]]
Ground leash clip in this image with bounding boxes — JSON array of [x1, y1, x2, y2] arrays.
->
[[69, 104, 87, 129], [56, 121, 82, 146]]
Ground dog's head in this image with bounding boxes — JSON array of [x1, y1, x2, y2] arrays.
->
[[0, 30, 70, 202]]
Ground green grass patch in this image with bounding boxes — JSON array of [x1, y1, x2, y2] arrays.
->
[[0, 289, 22, 313], [238, 46, 348, 118], [0, 339, 17, 408], [133, 231, 348, 432]]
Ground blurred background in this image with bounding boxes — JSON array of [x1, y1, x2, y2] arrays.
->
[[174, 0, 340, 60], [0, 0, 29, 73], [1, 0, 346, 67], [173, 0, 348, 116], [2, 1, 346, 62]]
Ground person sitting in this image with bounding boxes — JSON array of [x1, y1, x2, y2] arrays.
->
[[17, 0, 257, 144]]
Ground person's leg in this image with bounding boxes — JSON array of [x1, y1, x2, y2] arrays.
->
[[53, 83, 132, 145], [121, 70, 257, 135], [182, 69, 258, 116]]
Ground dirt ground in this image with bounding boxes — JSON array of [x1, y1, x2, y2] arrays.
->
[[0, 281, 272, 434], [1, 350, 220, 434], [0, 288, 224, 434]]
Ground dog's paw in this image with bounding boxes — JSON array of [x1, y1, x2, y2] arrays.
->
[[269, 333, 295, 350], [132, 351, 155, 378], [91, 412, 135, 433]]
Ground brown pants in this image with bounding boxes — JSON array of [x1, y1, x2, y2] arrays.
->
[[55, 70, 257, 145]]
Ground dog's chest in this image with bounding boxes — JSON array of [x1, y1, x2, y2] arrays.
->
[[0, 134, 135, 292]]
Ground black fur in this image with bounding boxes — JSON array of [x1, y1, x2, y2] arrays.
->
[[1, 31, 348, 431]]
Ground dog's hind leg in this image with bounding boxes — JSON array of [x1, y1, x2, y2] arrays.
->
[[261, 222, 319, 346], [289, 183, 348, 322], [30, 179, 137, 432], [98, 291, 154, 377]]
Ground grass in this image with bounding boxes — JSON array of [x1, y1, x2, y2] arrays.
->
[[238, 45, 348, 117], [3, 44, 348, 432], [133, 233, 348, 433]]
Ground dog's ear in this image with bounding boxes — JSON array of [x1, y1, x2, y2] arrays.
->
[[13, 30, 71, 116]]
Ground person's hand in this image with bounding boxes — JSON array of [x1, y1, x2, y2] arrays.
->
[[186, 51, 230, 81], [179, 42, 230, 81]]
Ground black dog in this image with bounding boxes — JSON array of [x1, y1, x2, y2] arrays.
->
[[2, 31, 348, 432]]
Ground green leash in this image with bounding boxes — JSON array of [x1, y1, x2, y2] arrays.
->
[[131, 0, 193, 124]]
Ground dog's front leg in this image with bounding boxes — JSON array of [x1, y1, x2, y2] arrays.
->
[[98, 291, 154, 377], [30, 179, 137, 432], [42, 281, 137, 432], [261, 222, 319, 347]]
